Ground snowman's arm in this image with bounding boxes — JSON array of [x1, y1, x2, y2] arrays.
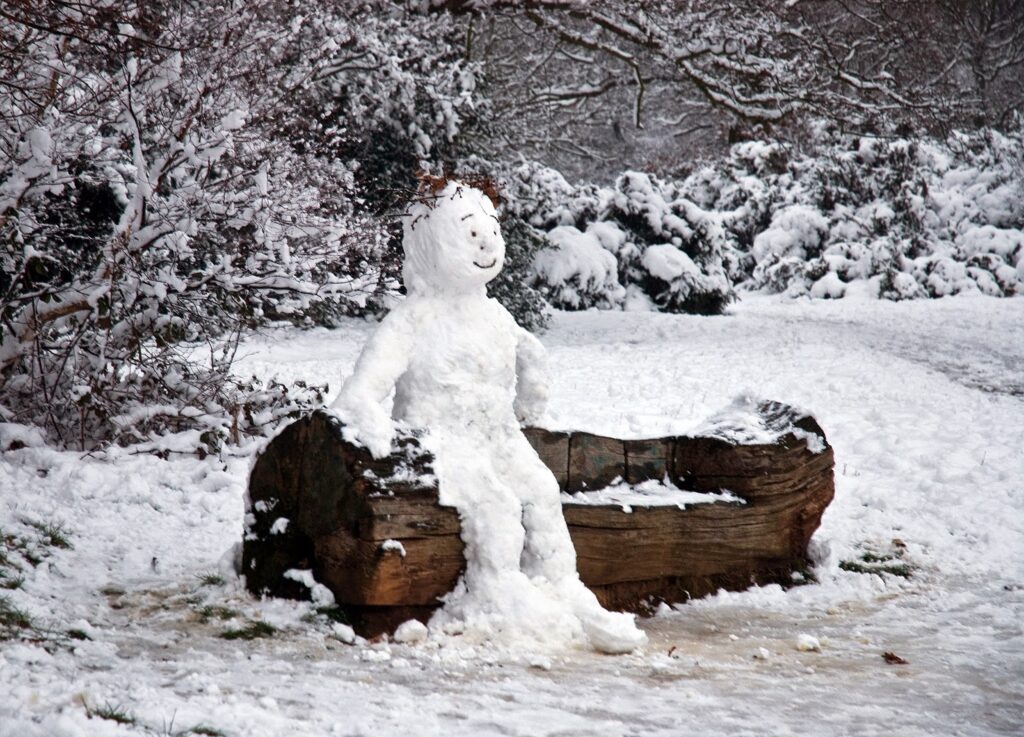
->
[[331, 311, 411, 458], [514, 327, 549, 426]]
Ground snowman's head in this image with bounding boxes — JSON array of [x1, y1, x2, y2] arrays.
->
[[401, 179, 505, 297]]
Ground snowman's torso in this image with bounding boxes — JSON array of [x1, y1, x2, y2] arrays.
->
[[393, 295, 520, 434]]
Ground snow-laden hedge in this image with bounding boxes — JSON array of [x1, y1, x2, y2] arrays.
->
[[507, 164, 734, 315], [509, 127, 1024, 313], [694, 128, 1024, 300]]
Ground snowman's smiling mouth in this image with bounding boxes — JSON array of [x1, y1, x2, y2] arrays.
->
[[473, 259, 497, 269]]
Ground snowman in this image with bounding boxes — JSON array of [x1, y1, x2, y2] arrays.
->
[[332, 178, 646, 653]]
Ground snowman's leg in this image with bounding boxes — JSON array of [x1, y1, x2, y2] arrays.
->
[[516, 461, 579, 582], [438, 443, 527, 597], [500, 434, 586, 583], [506, 434, 648, 653]]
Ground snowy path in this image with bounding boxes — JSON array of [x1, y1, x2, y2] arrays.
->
[[2, 296, 1022, 737]]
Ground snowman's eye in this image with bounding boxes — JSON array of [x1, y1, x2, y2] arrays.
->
[[471, 230, 477, 238]]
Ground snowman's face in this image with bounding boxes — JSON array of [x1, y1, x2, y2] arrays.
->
[[403, 182, 506, 296]]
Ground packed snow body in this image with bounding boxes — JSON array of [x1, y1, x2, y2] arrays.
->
[[331, 181, 646, 653]]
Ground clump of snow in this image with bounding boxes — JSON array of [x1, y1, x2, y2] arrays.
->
[[809, 271, 847, 299], [331, 181, 646, 654], [269, 517, 289, 535], [380, 539, 406, 558], [331, 622, 356, 644], [282, 568, 335, 607], [790, 427, 827, 454], [0, 422, 46, 451], [691, 395, 820, 448], [796, 633, 822, 652], [392, 619, 428, 644], [562, 476, 744, 513], [642, 244, 702, 283]]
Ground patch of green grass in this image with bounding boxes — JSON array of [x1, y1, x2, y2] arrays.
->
[[840, 544, 914, 579], [23, 550, 43, 567], [86, 702, 136, 725], [196, 572, 225, 587], [220, 621, 276, 640], [0, 571, 24, 590], [315, 605, 352, 626], [0, 529, 31, 568], [0, 594, 33, 639], [839, 560, 913, 578], [197, 605, 238, 623], [859, 551, 898, 564], [25, 520, 72, 550], [1, 519, 72, 583], [188, 726, 227, 737]]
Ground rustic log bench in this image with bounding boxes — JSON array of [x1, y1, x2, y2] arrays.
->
[[243, 400, 834, 636]]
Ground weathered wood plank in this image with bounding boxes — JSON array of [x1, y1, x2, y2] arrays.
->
[[567, 432, 626, 491], [523, 428, 570, 488], [315, 533, 464, 606], [624, 437, 672, 483]]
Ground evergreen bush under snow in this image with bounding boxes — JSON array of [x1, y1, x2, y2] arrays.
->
[[513, 126, 1023, 313]]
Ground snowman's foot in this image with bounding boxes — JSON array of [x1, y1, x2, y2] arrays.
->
[[580, 609, 647, 654], [546, 575, 647, 654]]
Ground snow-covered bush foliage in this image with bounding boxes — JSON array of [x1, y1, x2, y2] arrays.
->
[[507, 164, 735, 314], [485, 217, 551, 331], [729, 127, 1024, 299], [512, 126, 1023, 312], [0, 2, 490, 449], [531, 225, 625, 310], [608, 172, 734, 314]]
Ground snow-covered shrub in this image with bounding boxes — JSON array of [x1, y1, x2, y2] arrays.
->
[[511, 125, 1022, 310], [503, 162, 585, 229], [486, 217, 551, 331], [706, 127, 1024, 300], [608, 172, 733, 314], [678, 141, 791, 284], [0, 3, 490, 449], [511, 167, 735, 315], [531, 226, 625, 310], [750, 206, 831, 294]]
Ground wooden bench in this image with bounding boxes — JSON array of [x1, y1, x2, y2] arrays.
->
[[243, 401, 834, 636]]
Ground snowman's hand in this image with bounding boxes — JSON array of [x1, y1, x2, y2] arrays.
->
[[514, 328, 549, 426], [332, 399, 396, 459], [352, 409, 397, 459], [330, 307, 412, 458]]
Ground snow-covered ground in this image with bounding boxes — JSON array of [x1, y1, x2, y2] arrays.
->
[[2, 294, 1022, 737]]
